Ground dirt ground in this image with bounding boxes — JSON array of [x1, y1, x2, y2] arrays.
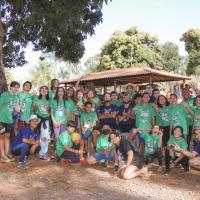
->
[[0, 156, 199, 200]]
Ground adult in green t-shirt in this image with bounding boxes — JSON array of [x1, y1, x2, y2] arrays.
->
[[165, 126, 189, 174], [87, 124, 113, 165], [32, 84, 51, 161], [18, 81, 33, 123], [80, 101, 98, 141], [49, 79, 59, 100], [126, 84, 137, 100], [0, 81, 20, 162], [169, 94, 189, 138], [129, 126, 163, 171], [51, 87, 70, 139], [193, 96, 200, 127], [56, 121, 83, 159], [111, 91, 123, 107], [132, 92, 156, 154], [154, 95, 171, 146]]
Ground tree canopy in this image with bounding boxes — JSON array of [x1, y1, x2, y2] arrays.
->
[[0, 0, 109, 92], [86, 27, 181, 73], [181, 29, 200, 76]]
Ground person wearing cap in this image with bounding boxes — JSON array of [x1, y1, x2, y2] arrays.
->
[[11, 115, 40, 169], [174, 127, 200, 170], [32, 83, 51, 161], [0, 81, 20, 162], [56, 121, 84, 165]]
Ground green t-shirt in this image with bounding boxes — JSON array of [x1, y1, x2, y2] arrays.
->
[[51, 99, 69, 124], [130, 91, 136, 99], [167, 135, 188, 150], [33, 96, 50, 118], [185, 98, 195, 125], [134, 103, 156, 130], [49, 90, 56, 100], [156, 105, 170, 127], [80, 111, 98, 131], [66, 99, 79, 120], [169, 104, 188, 136], [96, 135, 113, 151], [193, 107, 200, 127], [56, 130, 72, 156], [111, 99, 123, 107], [141, 132, 160, 158], [18, 91, 33, 121], [0, 91, 19, 123]]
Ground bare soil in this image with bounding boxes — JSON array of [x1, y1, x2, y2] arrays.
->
[[0, 156, 199, 200]]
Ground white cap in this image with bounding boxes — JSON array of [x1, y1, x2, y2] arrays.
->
[[40, 83, 49, 89], [26, 115, 41, 124]]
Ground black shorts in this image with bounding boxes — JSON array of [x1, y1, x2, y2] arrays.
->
[[60, 151, 80, 163], [132, 152, 145, 169], [2, 123, 14, 135]]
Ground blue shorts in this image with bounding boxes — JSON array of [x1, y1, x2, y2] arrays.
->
[[82, 130, 93, 140], [92, 153, 113, 161], [137, 132, 144, 143]]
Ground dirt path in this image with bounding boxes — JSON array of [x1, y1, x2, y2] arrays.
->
[[0, 157, 199, 200]]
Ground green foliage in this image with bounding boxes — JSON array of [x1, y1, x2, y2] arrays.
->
[[86, 27, 181, 73], [1, 0, 108, 68], [160, 42, 181, 72], [181, 29, 200, 76]]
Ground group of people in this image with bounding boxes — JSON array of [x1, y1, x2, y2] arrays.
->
[[0, 78, 200, 180]]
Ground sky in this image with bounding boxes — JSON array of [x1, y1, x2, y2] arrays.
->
[[9, 0, 200, 82]]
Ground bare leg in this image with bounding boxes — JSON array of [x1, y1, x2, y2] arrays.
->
[[0, 134, 6, 157], [87, 156, 98, 164], [4, 133, 10, 155], [122, 165, 149, 180], [92, 130, 99, 148], [189, 157, 200, 170]]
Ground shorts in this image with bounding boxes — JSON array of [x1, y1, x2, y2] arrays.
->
[[2, 123, 14, 135], [92, 152, 113, 161], [137, 132, 144, 143], [132, 152, 145, 169], [82, 130, 93, 140], [60, 151, 80, 163]]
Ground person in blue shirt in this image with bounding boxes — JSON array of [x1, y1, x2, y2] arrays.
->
[[118, 92, 135, 133], [11, 115, 40, 169], [97, 93, 118, 129]]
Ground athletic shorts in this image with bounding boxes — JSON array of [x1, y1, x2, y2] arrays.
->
[[92, 153, 113, 161], [2, 123, 14, 135]]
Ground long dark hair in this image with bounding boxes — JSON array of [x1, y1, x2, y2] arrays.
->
[[157, 95, 170, 108], [38, 87, 49, 100], [66, 87, 75, 101], [54, 87, 66, 108], [50, 79, 59, 91], [194, 95, 200, 106]]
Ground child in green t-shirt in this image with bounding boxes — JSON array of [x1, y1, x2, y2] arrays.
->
[[165, 126, 189, 175]]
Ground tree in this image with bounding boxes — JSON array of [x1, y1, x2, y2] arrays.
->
[[181, 29, 200, 76], [29, 53, 83, 87], [160, 42, 181, 72], [89, 27, 163, 72], [0, 0, 109, 92]]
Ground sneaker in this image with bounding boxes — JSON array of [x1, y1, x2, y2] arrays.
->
[[1, 155, 11, 163], [17, 161, 28, 169], [101, 160, 108, 168], [157, 166, 162, 172], [40, 155, 50, 161], [6, 154, 15, 162]]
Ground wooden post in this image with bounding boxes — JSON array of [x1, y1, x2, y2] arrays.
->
[[114, 80, 117, 92], [149, 74, 153, 85]]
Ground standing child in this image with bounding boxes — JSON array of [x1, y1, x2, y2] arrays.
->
[[33, 84, 51, 161]]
